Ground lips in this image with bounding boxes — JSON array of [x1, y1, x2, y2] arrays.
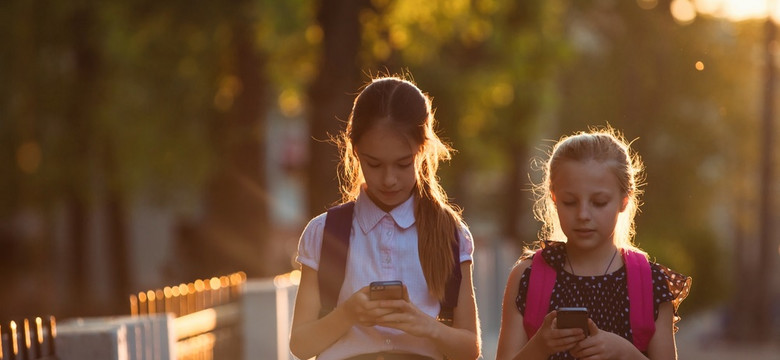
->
[[379, 190, 400, 198], [574, 229, 596, 236]]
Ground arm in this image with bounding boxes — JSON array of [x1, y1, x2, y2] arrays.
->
[[496, 259, 585, 360], [646, 301, 677, 360], [436, 260, 481, 360], [373, 261, 481, 360], [289, 265, 374, 359], [496, 259, 532, 360], [569, 300, 676, 359]]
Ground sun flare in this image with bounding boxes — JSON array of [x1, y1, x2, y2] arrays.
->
[[694, 0, 780, 21]]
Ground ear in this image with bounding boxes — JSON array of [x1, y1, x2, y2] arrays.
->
[[620, 195, 629, 212]]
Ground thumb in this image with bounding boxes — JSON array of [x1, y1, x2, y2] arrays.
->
[[587, 318, 599, 336], [544, 310, 558, 329]]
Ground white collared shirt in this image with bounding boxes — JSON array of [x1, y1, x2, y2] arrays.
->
[[295, 190, 475, 360]]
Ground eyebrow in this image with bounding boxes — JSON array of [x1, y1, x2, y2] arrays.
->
[[359, 153, 415, 162], [557, 190, 613, 197]]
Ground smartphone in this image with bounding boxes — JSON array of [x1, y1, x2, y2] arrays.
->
[[369, 280, 404, 300], [557, 307, 589, 336]]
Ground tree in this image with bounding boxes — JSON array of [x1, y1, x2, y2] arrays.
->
[[307, 0, 371, 217]]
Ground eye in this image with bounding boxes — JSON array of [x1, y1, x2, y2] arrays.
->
[[366, 162, 381, 168], [398, 162, 413, 168], [593, 201, 608, 207], [561, 200, 577, 206]]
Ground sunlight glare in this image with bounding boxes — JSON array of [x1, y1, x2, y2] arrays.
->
[[694, 0, 780, 21], [671, 0, 698, 24]]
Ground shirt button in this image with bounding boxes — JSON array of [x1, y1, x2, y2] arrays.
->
[[385, 339, 392, 345], [386, 231, 391, 236]]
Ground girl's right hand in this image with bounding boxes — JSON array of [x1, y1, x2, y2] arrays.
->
[[531, 311, 587, 356], [341, 286, 397, 327]]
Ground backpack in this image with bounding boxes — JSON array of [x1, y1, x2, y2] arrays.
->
[[317, 201, 462, 325], [523, 248, 656, 352]]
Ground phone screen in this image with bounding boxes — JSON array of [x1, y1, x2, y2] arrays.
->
[[557, 307, 589, 336], [369, 280, 403, 300]]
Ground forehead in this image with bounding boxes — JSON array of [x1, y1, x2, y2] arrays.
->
[[355, 122, 418, 160], [551, 159, 621, 195]]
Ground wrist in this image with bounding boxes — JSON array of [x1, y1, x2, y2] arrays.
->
[[334, 301, 358, 326], [525, 333, 553, 359]]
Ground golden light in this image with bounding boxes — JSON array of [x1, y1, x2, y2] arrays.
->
[[695, 61, 705, 70], [637, 0, 659, 10], [290, 269, 301, 286], [24, 319, 31, 348], [278, 89, 303, 118], [209, 277, 221, 290], [305, 25, 323, 44], [35, 317, 43, 345], [389, 24, 410, 49], [195, 279, 206, 292], [10, 321, 18, 354], [694, 0, 780, 21], [130, 294, 139, 316], [213, 75, 242, 112], [490, 82, 514, 107], [16, 141, 41, 174], [671, 0, 698, 24]]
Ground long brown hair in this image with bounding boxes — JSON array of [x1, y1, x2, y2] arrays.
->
[[335, 75, 463, 300]]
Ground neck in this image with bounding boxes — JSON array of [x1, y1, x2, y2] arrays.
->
[[566, 244, 621, 276]]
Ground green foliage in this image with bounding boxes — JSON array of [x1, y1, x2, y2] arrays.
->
[[0, 0, 773, 318]]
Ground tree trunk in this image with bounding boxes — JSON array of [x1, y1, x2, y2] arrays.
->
[[307, 0, 370, 217], [187, 2, 271, 279], [752, 16, 777, 342], [66, 2, 101, 316]]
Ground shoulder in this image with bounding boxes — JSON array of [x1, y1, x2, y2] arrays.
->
[[302, 211, 328, 237], [508, 257, 533, 283], [454, 220, 476, 258], [649, 261, 692, 304], [502, 257, 532, 306], [295, 212, 329, 269]]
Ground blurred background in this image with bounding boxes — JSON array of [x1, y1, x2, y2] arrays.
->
[[2, 0, 779, 357]]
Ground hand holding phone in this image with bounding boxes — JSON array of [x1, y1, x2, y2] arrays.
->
[[369, 280, 404, 300], [557, 307, 589, 336]]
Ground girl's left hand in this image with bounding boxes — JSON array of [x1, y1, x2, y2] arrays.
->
[[568, 319, 636, 360], [372, 287, 439, 337]]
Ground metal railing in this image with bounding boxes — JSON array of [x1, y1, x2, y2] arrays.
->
[[0, 317, 57, 360], [130, 272, 246, 360]]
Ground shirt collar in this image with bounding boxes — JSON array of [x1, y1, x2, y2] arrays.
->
[[355, 188, 416, 233]]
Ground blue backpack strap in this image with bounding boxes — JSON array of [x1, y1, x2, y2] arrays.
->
[[437, 229, 462, 326], [317, 201, 355, 318]]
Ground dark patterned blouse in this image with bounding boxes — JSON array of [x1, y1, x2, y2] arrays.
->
[[515, 241, 691, 359]]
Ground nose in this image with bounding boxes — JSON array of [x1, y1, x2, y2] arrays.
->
[[577, 203, 591, 221], [383, 167, 397, 188]]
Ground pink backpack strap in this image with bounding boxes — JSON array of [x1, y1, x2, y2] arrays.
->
[[523, 249, 557, 339], [624, 249, 655, 352]]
